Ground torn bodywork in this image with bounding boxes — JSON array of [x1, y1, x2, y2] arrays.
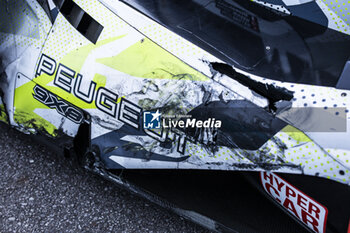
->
[[1, 0, 350, 232]]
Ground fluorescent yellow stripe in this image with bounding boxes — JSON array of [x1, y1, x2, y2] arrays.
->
[[14, 81, 57, 136], [96, 38, 208, 81], [281, 125, 312, 143]]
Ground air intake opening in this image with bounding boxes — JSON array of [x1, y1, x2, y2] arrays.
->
[[58, 0, 103, 44]]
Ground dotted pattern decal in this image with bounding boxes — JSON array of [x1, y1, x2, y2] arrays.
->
[[183, 130, 350, 184], [316, 0, 350, 34], [253, 0, 291, 15], [43, 13, 90, 62], [0, 0, 51, 66], [326, 148, 350, 167], [320, 0, 350, 33], [247, 72, 350, 184], [73, 0, 129, 42]]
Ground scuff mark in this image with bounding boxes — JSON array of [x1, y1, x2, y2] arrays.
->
[[103, 146, 119, 154], [92, 115, 123, 131]]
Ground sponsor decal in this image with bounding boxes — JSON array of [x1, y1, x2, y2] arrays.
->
[[260, 172, 328, 233]]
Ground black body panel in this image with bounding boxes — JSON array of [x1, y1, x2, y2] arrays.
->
[[122, 0, 350, 89]]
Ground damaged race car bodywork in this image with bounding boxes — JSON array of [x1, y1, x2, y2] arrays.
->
[[0, 0, 349, 232]]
